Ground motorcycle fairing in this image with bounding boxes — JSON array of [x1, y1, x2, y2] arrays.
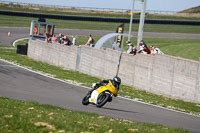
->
[[97, 81, 118, 96], [89, 90, 99, 104]]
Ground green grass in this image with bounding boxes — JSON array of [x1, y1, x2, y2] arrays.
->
[[124, 37, 200, 61], [0, 46, 200, 116], [15, 39, 29, 47], [1, 14, 200, 34], [0, 97, 190, 133], [145, 38, 200, 60]]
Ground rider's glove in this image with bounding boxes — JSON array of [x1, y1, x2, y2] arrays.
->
[[92, 83, 97, 89]]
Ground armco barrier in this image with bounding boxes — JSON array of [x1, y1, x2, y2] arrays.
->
[[28, 39, 200, 103], [1, 10, 200, 25]]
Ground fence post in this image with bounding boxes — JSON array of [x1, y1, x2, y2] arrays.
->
[[75, 46, 81, 71]]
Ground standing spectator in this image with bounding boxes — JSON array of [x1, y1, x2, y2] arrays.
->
[[34, 26, 38, 35], [63, 36, 71, 46], [45, 33, 51, 43], [85, 34, 95, 47], [150, 45, 164, 55], [72, 36, 76, 45], [51, 34, 57, 42]]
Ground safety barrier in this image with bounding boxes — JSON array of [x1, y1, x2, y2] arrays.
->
[[28, 39, 200, 104], [1, 10, 200, 25]]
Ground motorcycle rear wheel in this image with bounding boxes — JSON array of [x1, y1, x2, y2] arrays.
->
[[96, 92, 110, 108]]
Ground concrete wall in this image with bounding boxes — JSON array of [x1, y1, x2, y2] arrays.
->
[[28, 39, 78, 70], [28, 39, 200, 103]]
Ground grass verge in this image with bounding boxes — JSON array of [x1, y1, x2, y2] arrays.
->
[[0, 46, 200, 116], [0, 97, 190, 133]]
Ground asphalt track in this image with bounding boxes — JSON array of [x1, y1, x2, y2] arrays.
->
[[1, 27, 200, 46], [0, 59, 200, 133]]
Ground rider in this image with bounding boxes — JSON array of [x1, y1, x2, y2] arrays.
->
[[90, 76, 121, 95]]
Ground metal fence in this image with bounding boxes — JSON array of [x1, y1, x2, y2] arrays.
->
[[0, 0, 177, 14]]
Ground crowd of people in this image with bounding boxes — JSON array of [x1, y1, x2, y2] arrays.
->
[[126, 40, 164, 56], [45, 33, 77, 46], [45, 33, 163, 56], [45, 33, 95, 47]]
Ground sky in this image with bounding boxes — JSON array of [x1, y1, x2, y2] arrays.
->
[[7, 0, 200, 12]]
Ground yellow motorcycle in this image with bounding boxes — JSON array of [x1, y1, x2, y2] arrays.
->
[[82, 81, 118, 108]]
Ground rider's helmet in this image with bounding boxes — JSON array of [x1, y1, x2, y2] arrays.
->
[[113, 76, 121, 85]]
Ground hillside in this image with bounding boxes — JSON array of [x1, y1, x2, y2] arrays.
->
[[180, 5, 200, 13]]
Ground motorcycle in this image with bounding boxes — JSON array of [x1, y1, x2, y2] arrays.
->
[[82, 80, 118, 108]]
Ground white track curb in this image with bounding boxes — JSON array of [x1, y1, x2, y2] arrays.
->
[[13, 38, 30, 47]]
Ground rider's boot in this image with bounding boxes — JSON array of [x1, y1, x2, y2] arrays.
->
[[108, 96, 112, 102]]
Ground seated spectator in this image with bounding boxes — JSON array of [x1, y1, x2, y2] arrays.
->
[[51, 34, 57, 42], [150, 45, 164, 55], [126, 41, 134, 54], [143, 46, 151, 54], [58, 33, 64, 44], [140, 40, 147, 47], [132, 46, 137, 55], [137, 41, 145, 53], [85, 34, 95, 47], [63, 36, 71, 46]]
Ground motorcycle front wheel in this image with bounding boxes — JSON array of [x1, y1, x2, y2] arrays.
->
[[96, 92, 110, 108], [82, 92, 90, 105]]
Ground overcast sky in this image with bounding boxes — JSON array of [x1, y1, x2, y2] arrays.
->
[[8, 0, 200, 12]]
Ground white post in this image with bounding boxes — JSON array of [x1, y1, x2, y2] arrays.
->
[[128, 0, 135, 42], [137, 0, 147, 50]]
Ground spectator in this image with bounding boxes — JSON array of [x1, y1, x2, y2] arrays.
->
[[127, 41, 133, 53], [132, 46, 137, 55], [63, 36, 71, 46], [51, 34, 57, 42], [85, 34, 95, 47], [45, 33, 51, 43], [57, 33, 64, 44], [34, 26, 38, 35], [137, 40, 148, 53], [138, 41, 144, 53], [140, 40, 147, 47], [150, 45, 164, 55], [72, 36, 76, 45], [143, 46, 151, 54]]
